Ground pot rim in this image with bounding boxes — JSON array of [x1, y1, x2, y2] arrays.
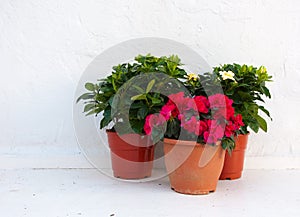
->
[[106, 129, 150, 138], [163, 138, 221, 147]]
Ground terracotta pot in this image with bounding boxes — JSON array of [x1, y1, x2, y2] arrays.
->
[[107, 131, 155, 179], [219, 133, 249, 180], [164, 138, 225, 195]]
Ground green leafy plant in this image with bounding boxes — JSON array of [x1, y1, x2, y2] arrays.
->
[[211, 64, 272, 134], [76, 54, 188, 135]]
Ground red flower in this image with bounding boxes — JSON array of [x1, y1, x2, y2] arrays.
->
[[225, 96, 233, 107], [198, 120, 208, 136], [208, 94, 226, 108], [186, 97, 198, 112], [181, 116, 199, 135], [203, 120, 225, 144], [226, 106, 235, 120], [233, 114, 244, 130], [157, 91, 243, 142], [144, 114, 166, 135], [210, 94, 235, 121], [225, 121, 235, 137], [194, 96, 209, 113], [168, 92, 185, 103], [212, 108, 226, 120], [160, 102, 178, 120], [177, 97, 195, 114], [224, 114, 244, 137]]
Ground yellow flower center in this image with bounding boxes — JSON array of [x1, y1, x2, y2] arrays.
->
[[187, 73, 198, 81]]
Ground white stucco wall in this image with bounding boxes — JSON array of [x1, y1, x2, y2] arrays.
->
[[0, 0, 299, 168]]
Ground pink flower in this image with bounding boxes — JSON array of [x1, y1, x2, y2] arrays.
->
[[144, 115, 152, 135], [208, 94, 226, 108], [210, 94, 235, 121], [160, 102, 178, 120], [181, 116, 199, 135], [169, 92, 196, 111], [186, 97, 198, 112], [203, 120, 225, 144], [144, 114, 166, 135], [168, 92, 185, 103]]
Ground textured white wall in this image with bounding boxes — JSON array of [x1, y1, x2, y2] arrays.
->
[[1, 0, 300, 167]]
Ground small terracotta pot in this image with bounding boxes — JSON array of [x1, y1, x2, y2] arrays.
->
[[107, 131, 155, 179], [219, 133, 249, 180], [164, 138, 225, 195]]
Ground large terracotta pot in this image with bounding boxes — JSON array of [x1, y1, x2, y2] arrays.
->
[[164, 138, 225, 195], [107, 131, 155, 179], [219, 133, 249, 180]]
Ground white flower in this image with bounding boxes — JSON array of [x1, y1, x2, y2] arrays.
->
[[219, 71, 236, 82]]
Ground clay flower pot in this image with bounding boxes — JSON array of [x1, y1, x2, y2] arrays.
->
[[164, 138, 225, 195], [107, 131, 155, 179], [219, 133, 249, 180]]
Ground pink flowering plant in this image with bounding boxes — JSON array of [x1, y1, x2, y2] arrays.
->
[[144, 92, 244, 152]]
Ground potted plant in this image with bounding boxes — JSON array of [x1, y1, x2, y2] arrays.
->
[[76, 54, 188, 179], [211, 64, 272, 179], [144, 89, 244, 194]]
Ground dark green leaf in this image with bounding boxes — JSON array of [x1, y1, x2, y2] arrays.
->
[[261, 86, 271, 98], [248, 121, 259, 133], [254, 114, 268, 132], [258, 106, 272, 119], [137, 107, 149, 119], [100, 116, 111, 129]]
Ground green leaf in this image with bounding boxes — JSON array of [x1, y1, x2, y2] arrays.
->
[[130, 119, 144, 134], [84, 103, 95, 112], [151, 97, 161, 104], [76, 93, 94, 103], [85, 83, 95, 91], [248, 120, 260, 133], [255, 114, 268, 132], [132, 85, 145, 94], [169, 55, 180, 64], [261, 86, 271, 98], [137, 107, 149, 119], [258, 106, 272, 119], [85, 109, 96, 116], [96, 103, 107, 112], [95, 93, 107, 102], [131, 94, 146, 101], [146, 79, 155, 93], [130, 101, 144, 109], [100, 116, 111, 129]]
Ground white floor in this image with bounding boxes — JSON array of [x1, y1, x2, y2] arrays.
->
[[0, 169, 299, 217]]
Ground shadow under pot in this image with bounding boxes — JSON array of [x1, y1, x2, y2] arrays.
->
[[106, 130, 155, 179]]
